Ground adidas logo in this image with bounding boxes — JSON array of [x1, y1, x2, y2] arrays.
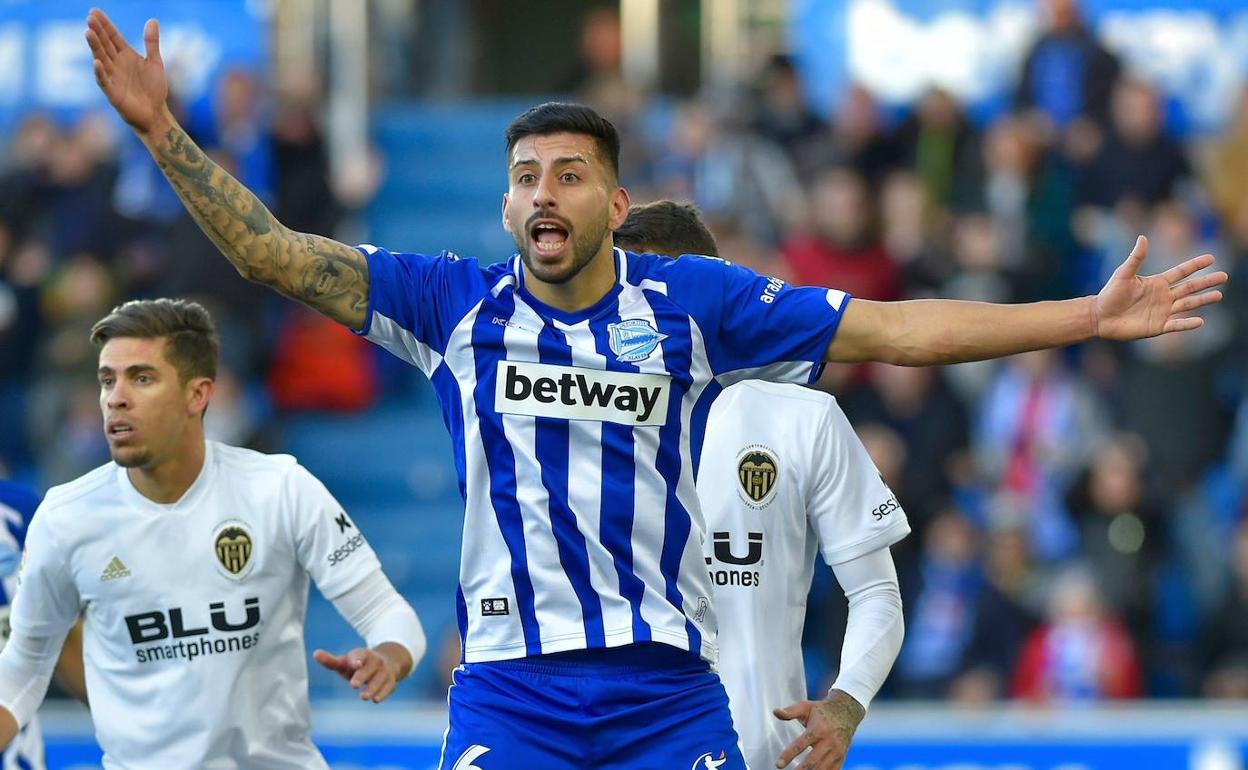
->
[[100, 556, 130, 581]]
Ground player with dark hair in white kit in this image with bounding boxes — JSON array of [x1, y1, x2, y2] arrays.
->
[[0, 299, 427, 769], [617, 201, 907, 770]]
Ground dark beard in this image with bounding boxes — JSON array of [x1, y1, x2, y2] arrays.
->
[[515, 214, 609, 285]]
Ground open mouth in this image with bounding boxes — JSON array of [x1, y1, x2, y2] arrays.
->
[[531, 221, 570, 254], [107, 421, 135, 440]]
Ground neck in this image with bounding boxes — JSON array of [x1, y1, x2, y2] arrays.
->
[[127, 433, 207, 505], [525, 241, 618, 313]]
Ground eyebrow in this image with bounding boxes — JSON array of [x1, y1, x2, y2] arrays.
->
[[97, 364, 158, 376], [509, 155, 591, 171]]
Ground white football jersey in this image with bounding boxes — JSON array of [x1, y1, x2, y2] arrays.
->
[[696, 381, 910, 770], [12, 442, 383, 770]]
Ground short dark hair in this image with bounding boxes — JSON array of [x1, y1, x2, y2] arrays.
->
[[504, 102, 621, 180], [90, 299, 219, 383], [613, 200, 720, 258]]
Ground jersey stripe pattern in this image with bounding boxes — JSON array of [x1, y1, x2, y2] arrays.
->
[[356, 246, 849, 663]]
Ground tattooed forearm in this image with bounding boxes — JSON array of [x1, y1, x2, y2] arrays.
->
[[147, 123, 369, 329], [820, 689, 866, 745]]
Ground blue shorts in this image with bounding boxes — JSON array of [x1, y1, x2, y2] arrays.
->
[[438, 643, 747, 770]]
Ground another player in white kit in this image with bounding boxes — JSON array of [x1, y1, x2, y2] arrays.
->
[[616, 202, 908, 770], [0, 299, 427, 769]]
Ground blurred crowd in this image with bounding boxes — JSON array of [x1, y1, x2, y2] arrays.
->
[[3, 0, 1248, 706]]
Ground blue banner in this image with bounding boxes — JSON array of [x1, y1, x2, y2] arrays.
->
[[0, 0, 268, 134], [793, 0, 1248, 132]]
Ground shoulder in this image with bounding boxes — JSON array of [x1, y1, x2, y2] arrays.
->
[[625, 249, 734, 284], [40, 462, 118, 517], [209, 442, 305, 490], [717, 381, 838, 412]]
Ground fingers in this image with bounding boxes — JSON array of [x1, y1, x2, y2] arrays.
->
[[86, 11, 120, 60], [87, 8, 130, 61], [85, 27, 113, 65], [1162, 316, 1204, 334], [349, 652, 396, 703], [1160, 253, 1216, 285], [143, 18, 162, 65], [1172, 289, 1223, 315], [1114, 235, 1148, 278], [1172, 271, 1228, 298], [776, 730, 815, 768], [796, 744, 840, 770], [312, 649, 352, 677], [774, 702, 811, 724]]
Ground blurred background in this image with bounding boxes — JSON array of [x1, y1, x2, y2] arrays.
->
[[2, 0, 1248, 767]]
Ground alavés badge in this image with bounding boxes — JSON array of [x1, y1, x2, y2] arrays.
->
[[608, 318, 667, 363], [736, 445, 779, 509], [213, 520, 255, 580]]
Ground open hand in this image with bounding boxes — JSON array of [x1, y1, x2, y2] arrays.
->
[[85, 8, 169, 135], [313, 647, 402, 704], [1094, 235, 1227, 341], [773, 690, 866, 770]]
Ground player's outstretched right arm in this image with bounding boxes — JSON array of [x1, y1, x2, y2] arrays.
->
[[85, 9, 369, 330]]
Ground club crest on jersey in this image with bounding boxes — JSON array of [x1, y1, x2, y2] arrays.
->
[[607, 318, 667, 363], [737, 445, 779, 508], [213, 521, 254, 579]]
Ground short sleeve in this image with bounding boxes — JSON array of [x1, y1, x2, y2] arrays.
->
[[806, 398, 911, 566], [10, 510, 81, 638], [659, 255, 849, 384], [284, 465, 383, 602], [354, 245, 490, 375]]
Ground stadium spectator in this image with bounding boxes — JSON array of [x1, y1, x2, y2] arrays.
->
[[782, 166, 902, 301], [1014, 0, 1120, 129], [1011, 566, 1143, 702], [1199, 519, 1248, 698]]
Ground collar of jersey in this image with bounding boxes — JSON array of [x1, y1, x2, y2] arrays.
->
[[116, 440, 216, 513], [514, 247, 627, 325]]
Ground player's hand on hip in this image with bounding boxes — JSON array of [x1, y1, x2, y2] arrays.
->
[[313, 647, 401, 704], [773, 690, 866, 770], [85, 9, 170, 136], [1094, 235, 1226, 341]]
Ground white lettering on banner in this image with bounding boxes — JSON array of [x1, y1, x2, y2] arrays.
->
[[495, 361, 670, 426], [37, 23, 94, 106], [843, 0, 1248, 130], [0, 25, 23, 106]]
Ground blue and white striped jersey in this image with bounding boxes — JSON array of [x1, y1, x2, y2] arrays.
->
[[356, 246, 850, 663]]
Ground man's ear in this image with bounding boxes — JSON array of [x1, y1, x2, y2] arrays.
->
[[187, 377, 215, 419], [501, 193, 513, 236], [607, 186, 632, 231]]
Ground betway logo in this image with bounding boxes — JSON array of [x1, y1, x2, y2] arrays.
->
[[495, 361, 670, 425]]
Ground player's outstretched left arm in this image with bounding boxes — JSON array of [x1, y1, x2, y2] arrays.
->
[[773, 690, 865, 770], [313, 643, 412, 704], [826, 236, 1226, 364]]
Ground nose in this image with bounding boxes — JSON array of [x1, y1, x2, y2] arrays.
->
[[532, 173, 557, 211], [106, 382, 130, 410]]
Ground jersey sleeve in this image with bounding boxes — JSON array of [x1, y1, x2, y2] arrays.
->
[[806, 398, 911, 566], [353, 245, 489, 375], [658, 255, 850, 384], [9, 508, 80, 638], [284, 465, 383, 602]]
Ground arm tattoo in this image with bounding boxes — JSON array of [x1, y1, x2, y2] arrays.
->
[[151, 124, 369, 329], [819, 689, 866, 747]]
